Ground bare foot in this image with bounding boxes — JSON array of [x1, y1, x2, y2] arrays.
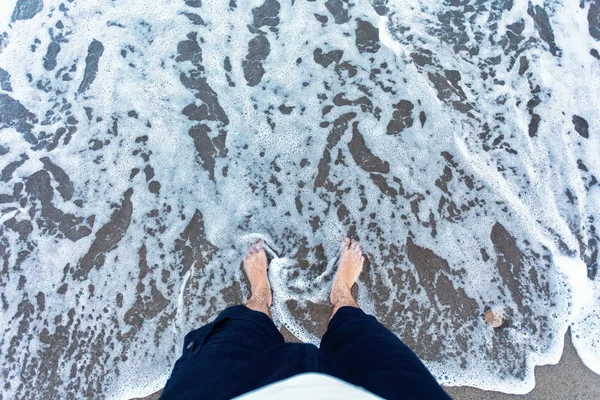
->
[[330, 238, 364, 307], [243, 241, 272, 316]]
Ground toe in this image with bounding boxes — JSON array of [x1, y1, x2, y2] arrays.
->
[[342, 238, 351, 250], [356, 246, 363, 256], [246, 241, 263, 257]]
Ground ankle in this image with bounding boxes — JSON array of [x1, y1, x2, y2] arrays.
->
[[251, 285, 272, 306], [330, 284, 353, 306], [330, 290, 359, 321]]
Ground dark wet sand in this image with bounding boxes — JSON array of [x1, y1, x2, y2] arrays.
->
[[447, 330, 600, 399]]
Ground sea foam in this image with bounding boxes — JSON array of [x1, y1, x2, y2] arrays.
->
[[0, 0, 598, 398]]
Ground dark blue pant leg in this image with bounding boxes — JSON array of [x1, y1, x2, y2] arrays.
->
[[320, 306, 452, 400], [162, 305, 285, 400]]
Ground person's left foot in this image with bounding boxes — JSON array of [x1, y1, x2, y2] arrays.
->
[[330, 238, 364, 305], [242, 241, 272, 307]]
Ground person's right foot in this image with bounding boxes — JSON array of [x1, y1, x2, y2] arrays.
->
[[243, 241, 272, 307], [330, 238, 365, 305]]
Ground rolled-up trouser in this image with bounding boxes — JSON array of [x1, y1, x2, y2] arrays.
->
[[161, 305, 451, 400]]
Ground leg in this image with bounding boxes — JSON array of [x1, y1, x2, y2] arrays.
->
[[320, 239, 450, 400], [329, 238, 363, 319], [243, 241, 273, 318], [162, 242, 284, 399]]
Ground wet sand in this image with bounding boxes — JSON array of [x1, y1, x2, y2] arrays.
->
[[446, 330, 600, 400]]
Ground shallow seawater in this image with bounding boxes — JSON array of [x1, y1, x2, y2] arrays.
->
[[0, 0, 599, 397]]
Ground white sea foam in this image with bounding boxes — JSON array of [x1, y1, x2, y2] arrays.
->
[[0, 0, 599, 398]]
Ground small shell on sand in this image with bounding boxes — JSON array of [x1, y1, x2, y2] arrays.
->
[[485, 308, 504, 328]]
